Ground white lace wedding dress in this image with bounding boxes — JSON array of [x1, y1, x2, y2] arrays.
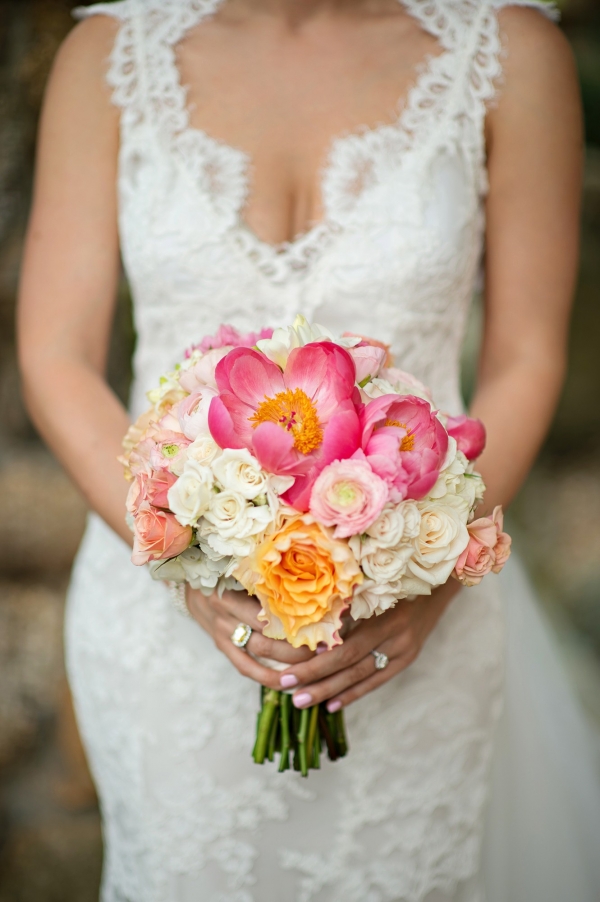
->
[[66, 1, 600, 900]]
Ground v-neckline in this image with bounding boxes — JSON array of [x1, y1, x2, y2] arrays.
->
[[163, 0, 459, 281]]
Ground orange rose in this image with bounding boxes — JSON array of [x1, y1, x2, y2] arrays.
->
[[236, 515, 362, 650]]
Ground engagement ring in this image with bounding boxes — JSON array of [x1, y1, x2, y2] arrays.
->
[[371, 650, 389, 671], [231, 623, 253, 649]]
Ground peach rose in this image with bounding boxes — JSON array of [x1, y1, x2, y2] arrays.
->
[[491, 505, 512, 573], [453, 506, 510, 586], [131, 502, 192, 566], [235, 515, 362, 650]]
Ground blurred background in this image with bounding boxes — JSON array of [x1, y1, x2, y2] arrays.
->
[[0, 0, 599, 898]]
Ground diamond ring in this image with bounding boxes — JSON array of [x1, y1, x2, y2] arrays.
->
[[231, 623, 253, 649], [371, 649, 389, 670]]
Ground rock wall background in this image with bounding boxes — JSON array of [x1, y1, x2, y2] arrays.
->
[[0, 1, 599, 898]]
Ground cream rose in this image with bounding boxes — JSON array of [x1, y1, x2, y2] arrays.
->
[[167, 460, 214, 527], [186, 435, 221, 467], [212, 448, 269, 500], [406, 501, 469, 588], [351, 579, 402, 620], [200, 490, 274, 556], [360, 542, 413, 584]]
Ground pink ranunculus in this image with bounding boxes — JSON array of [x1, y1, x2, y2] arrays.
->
[[491, 506, 512, 573], [347, 345, 387, 384], [131, 502, 192, 565], [179, 347, 233, 392], [208, 342, 361, 508], [342, 332, 394, 366], [446, 414, 486, 461], [309, 458, 389, 538], [186, 325, 274, 357], [148, 430, 192, 472], [361, 394, 448, 500], [174, 386, 218, 440]]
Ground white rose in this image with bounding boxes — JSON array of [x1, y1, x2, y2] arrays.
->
[[212, 448, 268, 500], [351, 579, 402, 620], [350, 501, 421, 558], [360, 543, 413, 584], [167, 460, 214, 527], [360, 377, 396, 402], [407, 501, 469, 588], [186, 435, 221, 467], [178, 543, 235, 593], [200, 490, 274, 556]]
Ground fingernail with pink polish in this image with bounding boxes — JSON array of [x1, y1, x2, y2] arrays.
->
[[293, 691, 313, 708], [327, 700, 342, 713], [280, 673, 298, 689], [315, 642, 328, 655]]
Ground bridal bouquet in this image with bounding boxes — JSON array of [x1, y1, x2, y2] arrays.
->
[[121, 316, 511, 775]]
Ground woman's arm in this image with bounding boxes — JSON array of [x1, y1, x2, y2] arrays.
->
[[17, 16, 132, 542], [17, 19, 312, 678], [278, 9, 584, 711]]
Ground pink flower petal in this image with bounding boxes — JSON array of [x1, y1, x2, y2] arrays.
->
[[251, 421, 302, 475], [208, 395, 247, 449], [446, 414, 486, 461]]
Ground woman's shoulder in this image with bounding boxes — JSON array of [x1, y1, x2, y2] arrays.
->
[[492, 4, 577, 109], [53, 13, 120, 89]]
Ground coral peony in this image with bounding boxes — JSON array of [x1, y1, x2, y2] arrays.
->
[[446, 414, 486, 461], [346, 345, 387, 384], [360, 394, 448, 500], [208, 342, 361, 508], [131, 502, 192, 565], [309, 458, 388, 538], [235, 516, 362, 650]]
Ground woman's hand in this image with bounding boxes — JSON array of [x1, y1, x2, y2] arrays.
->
[[278, 581, 459, 712], [186, 586, 314, 689]]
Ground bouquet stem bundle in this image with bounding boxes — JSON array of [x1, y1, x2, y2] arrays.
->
[[252, 687, 348, 776]]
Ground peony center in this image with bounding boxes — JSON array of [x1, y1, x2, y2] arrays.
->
[[384, 419, 415, 452], [250, 388, 323, 454]]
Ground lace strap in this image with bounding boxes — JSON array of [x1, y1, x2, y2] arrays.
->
[[490, 0, 560, 20], [72, 0, 224, 133]]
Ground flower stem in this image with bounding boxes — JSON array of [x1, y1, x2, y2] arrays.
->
[[278, 693, 291, 772], [253, 689, 280, 764], [307, 704, 319, 768], [297, 707, 310, 777]]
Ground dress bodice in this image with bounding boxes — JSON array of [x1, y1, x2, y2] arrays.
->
[[74, 0, 557, 419]]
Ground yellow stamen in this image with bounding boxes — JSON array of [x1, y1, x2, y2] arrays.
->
[[383, 419, 415, 452], [250, 388, 323, 454]]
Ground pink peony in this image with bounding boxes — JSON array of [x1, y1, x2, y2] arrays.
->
[[208, 342, 362, 510], [309, 458, 389, 538], [446, 414, 486, 461], [360, 394, 448, 500], [186, 324, 274, 356], [131, 502, 192, 565], [347, 345, 387, 384], [453, 505, 511, 586]]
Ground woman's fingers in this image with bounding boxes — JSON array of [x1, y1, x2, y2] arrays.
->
[[246, 632, 314, 664], [219, 592, 264, 630], [278, 617, 388, 688]]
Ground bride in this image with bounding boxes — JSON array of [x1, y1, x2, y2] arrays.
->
[[16, 0, 600, 899]]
